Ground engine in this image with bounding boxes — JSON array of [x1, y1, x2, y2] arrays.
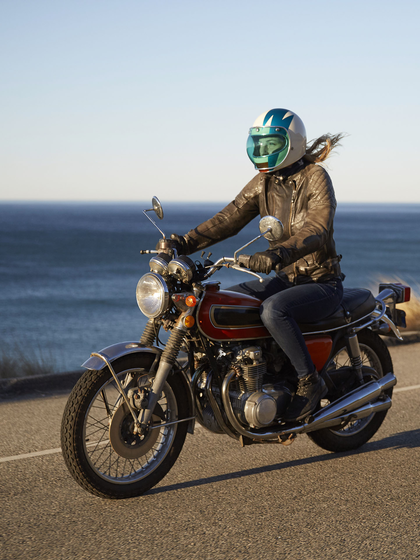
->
[[195, 343, 295, 433]]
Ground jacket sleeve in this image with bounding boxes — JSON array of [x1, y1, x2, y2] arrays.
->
[[183, 175, 262, 254], [275, 166, 337, 266]]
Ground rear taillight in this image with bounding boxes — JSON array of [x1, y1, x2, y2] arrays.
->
[[379, 282, 411, 303], [394, 283, 411, 302]]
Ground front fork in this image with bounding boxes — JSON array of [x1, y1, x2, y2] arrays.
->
[[107, 312, 192, 434], [136, 326, 186, 431]]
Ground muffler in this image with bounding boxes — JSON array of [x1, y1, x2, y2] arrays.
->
[[281, 371, 396, 436]]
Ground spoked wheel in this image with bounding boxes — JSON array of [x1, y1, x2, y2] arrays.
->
[[308, 330, 393, 452], [61, 354, 189, 499]]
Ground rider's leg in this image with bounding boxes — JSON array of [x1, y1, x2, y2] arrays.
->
[[260, 279, 343, 420]]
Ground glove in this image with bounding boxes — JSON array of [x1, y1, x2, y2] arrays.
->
[[249, 251, 281, 275], [170, 233, 188, 255]]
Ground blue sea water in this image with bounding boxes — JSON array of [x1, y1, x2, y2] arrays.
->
[[1, 201, 419, 373]]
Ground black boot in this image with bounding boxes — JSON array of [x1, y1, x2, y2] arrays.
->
[[283, 371, 327, 422]]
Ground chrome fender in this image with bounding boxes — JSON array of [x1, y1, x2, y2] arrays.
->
[[82, 341, 195, 434]]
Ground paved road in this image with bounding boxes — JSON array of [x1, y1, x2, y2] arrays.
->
[[1, 343, 419, 560]]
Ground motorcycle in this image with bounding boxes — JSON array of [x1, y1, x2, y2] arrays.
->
[[61, 197, 410, 499]]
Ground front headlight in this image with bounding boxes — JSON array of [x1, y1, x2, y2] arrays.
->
[[136, 273, 169, 318]]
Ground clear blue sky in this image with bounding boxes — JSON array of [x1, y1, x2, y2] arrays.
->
[[1, 0, 419, 202]]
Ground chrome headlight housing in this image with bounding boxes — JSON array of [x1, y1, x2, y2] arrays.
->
[[136, 273, 170, 318]]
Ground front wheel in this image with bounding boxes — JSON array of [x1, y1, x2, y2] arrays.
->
[[61, 354, 189, 499], [308, 329, 393, 453]]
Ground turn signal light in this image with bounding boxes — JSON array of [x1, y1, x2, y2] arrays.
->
[[184, 316, 195, 328], [185, 295, 197, 307]]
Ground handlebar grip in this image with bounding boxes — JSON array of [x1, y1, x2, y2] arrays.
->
[[237, 254, 252, 268], [273, 262, 283, 274]]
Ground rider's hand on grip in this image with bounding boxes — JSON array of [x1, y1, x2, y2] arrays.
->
[[169, 233, 188, 255], [238, 254, 252, 268], [249, 251, 282, 275]]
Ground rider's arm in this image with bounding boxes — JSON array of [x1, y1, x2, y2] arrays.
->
[[274, 166, 337, 266], [181, 175, 262, 255]]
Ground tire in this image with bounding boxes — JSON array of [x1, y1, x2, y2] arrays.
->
[[61, 354, 189, 499], [307, 329, 393, 453]]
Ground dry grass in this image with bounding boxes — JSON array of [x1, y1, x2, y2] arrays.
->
[[399, 297, 420, 331], [0, 344, 57, 379]]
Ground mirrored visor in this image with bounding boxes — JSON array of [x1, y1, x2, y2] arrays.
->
[[247, 127, 288, 158]]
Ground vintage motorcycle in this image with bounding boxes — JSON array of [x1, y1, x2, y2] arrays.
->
[[61, 197, 410, 499]]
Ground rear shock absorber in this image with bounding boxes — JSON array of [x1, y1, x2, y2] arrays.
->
[[346, 332, 364, 384]]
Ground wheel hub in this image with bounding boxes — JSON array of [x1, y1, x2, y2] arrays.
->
[[109, 404, 163, 459]]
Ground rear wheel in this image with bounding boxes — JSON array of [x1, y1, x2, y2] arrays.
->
[[308, 330, 393, 452], [61, 354, 189, 499]]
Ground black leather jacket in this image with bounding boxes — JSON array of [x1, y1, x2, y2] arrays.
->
[[183, 159, 343, 284]]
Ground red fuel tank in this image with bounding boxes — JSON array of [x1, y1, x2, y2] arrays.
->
[[197, 289, 269, 341]]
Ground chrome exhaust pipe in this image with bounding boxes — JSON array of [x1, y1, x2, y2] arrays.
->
[[281, 371, 396, 436], [304, 395, 392, 433]]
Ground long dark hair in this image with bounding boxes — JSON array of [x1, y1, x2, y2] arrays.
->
[[303, 133, 345, 163]]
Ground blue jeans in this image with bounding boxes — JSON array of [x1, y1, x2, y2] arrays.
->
[[227, 276, 343, 379]]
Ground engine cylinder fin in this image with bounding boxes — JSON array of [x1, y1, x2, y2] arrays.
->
[[241, 362, 266, 392]]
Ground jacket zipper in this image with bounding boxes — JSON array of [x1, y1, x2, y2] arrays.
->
[[289, 183, 298, 281]]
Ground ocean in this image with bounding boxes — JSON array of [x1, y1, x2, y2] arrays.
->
[[1, 201, 419, 373]]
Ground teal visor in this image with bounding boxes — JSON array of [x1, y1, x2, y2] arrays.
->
[[246, 127, 289, 171]]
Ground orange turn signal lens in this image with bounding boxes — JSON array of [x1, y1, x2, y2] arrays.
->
[[184, 316, 195, 328], [185, 295, 197, 307]]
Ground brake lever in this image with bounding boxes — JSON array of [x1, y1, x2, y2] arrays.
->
[[226, 263, 264, 282]]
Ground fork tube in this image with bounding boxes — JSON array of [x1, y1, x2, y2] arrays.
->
[[137, 326, 186, 428], [140, 319, 156, 346]]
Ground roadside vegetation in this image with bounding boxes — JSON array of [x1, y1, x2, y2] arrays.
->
[[0, 344, 57, 379]]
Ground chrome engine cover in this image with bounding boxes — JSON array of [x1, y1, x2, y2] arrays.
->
[[243, 391, 277, 428]]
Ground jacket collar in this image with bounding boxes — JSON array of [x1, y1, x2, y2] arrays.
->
[[273, 158, 306, 180]]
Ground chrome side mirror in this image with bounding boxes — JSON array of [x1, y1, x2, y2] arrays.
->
[[258, 216, 284, 241], [152, 196, 164, 220], [143, 196, 166, 238]]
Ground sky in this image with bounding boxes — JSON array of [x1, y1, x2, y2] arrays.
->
[[1, 0, 419, 203]]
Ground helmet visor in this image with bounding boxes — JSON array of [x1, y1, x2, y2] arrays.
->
[[246, 127, 289, 172]]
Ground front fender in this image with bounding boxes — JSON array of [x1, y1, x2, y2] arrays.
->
[[82, 341, 195, 433], [82, 341, 162, 371]]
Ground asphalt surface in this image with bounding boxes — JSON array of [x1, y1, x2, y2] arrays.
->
[[1, 342, 420, 560]]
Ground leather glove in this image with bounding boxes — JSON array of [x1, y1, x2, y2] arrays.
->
[[170, 233, 188, 255], [249, 251, 281, 275]]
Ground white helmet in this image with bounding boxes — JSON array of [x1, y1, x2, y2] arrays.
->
[[246, 108, 307, 173]]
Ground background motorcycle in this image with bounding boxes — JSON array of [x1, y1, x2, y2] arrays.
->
[[61, 197, 410, 499]]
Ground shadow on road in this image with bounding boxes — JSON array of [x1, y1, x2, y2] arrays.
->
[[148, 428, 420, 496]]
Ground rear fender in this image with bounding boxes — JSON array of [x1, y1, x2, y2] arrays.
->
[[82, 341, 195, 434]]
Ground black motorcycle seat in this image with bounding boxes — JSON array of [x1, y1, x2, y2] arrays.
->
[[299, 288, 376, 334]]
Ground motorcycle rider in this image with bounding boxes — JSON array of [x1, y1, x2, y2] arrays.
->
[[171, 108, 344, 421]]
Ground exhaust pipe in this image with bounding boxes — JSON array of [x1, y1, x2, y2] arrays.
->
[[281, 371, 396, 436], [303, 396, 392, 433]]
